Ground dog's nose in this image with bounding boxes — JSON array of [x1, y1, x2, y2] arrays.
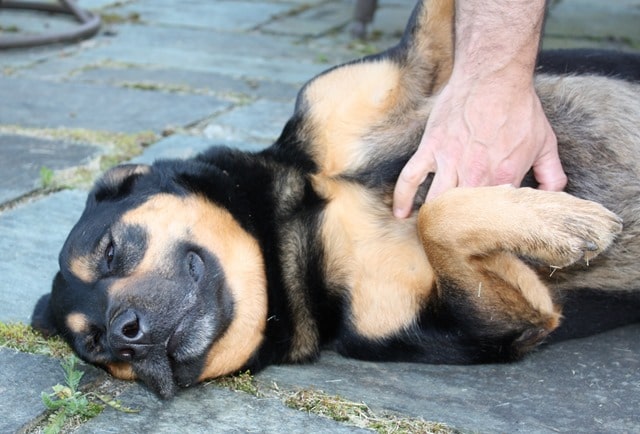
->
[[109, 309, 151, 361]]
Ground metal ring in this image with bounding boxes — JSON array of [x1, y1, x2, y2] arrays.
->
[[0, 0, 101, 49]]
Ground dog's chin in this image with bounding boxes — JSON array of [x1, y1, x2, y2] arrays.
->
[[130, 314, 216, 399], [130, 346, 206, 399], [132, 346, 178, 399]]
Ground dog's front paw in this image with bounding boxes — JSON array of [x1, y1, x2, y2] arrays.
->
[[523, 190, 623, 268]]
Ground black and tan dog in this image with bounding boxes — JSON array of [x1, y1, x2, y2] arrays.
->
[[32, 0, 640, 398]]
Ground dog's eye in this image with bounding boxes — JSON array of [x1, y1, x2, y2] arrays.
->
[[105, 242, 115, 270]]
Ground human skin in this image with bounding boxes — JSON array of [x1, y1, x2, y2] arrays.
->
[[393, 0, 567, 219]]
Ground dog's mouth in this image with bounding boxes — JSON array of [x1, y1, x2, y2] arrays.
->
[[127, 321, 192, 399], [166, 320, 185, 357], [123, 310, 218, 399]]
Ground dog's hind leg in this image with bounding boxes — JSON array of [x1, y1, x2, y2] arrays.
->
[[416, 185, 622, 353]]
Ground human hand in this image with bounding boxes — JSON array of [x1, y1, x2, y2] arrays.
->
[[392, 77, 567, 219]]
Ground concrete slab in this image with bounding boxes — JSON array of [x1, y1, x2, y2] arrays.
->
[[0, 349, 69, 433], [72, 66, 300, 103], [0, 348, 111, 433], [116, 0, 292, 32], [0, 134, 98, 204], [0, 190, 87, 323], [49, 25, 327, 83], [130, 134, 267, 165], [545, 0, 640, 50], [0, 76, 229, 133], [261, 325, 640, 433], [261, 1, 353, 36], [78, 382, 370, 434], [203, 99, 294, 144]]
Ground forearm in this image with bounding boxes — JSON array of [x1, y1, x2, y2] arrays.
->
[[453, 0, 546, 86]]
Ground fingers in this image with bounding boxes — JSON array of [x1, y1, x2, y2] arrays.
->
[[533, 149, 567, 192], [393, 149, 435, 218]]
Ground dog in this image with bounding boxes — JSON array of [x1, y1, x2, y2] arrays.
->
[[32, 0, 640, 398]]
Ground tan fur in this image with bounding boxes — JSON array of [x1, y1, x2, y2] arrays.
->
[[66, 313, 89, 334], [417, 185, 622, 334], [68, 256, 96, 284], [409, 0, 454, 93], [106, 362, 136, 380], [316, 176, 434, 338], [304, 60, 403, 176]]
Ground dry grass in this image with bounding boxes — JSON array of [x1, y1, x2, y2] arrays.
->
[[211, 371, 457, 434]]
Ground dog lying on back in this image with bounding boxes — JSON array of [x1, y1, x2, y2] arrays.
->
[[32, 0, 640, 398]]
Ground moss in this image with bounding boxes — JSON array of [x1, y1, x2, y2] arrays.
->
[[284, 388, 456, 434], [40, 166, 55, 189], [0, 25, 20, 33], [0, 125, 158, 189], [0, 322, 72, 358], [99, 11, 142, 25], [210, 371, 261, 397], [208, 370, 456, 434]]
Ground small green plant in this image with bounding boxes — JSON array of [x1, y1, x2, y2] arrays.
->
[[315, 53, 330, 64], [41, 356, 138, 433], [41, 356, 103, 433], [40, 166, 55, 189]]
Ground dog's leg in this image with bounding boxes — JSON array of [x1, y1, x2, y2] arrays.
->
[[416, 185, 622, 350]]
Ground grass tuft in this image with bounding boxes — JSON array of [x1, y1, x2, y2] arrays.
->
[[210, 370, 261, 397], [0, 322, 72, 358], [209, 370, 456, 434], [284, 388, 454, 434]]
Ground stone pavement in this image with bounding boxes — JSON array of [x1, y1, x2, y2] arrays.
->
[[1, 0, 639, 432]]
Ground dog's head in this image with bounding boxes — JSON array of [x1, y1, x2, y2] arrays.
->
[[32, 162, 268, 398]]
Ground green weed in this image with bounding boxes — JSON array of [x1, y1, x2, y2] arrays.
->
[[39, 166, 55, 189], [41, 356, 138, 434]]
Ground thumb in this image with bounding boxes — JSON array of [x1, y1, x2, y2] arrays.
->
[[393, 151, 435, 218]]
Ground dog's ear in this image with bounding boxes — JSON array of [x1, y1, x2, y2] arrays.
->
[[31, 272, 67, 337], [89, 164, 151, 204]]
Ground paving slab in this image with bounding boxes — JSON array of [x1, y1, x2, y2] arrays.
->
[[68, 66, 300, 102], [78, 381, 370, 434], [545, 0, 640, 50], [0, 348, 107, 433], [0, 190, 87, 323], [17, 23, 334, 83], [261, 1, 353, 36], [130, 134, 267, 165], [0, 76, 229, 133], [0, 134, 99, 204], [203, 99, 295, 144], [261, 325, 640, 433], [116, 0, 292, 32]]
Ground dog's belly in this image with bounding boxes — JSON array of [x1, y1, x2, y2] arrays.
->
[[315, 176, 434, 339]]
